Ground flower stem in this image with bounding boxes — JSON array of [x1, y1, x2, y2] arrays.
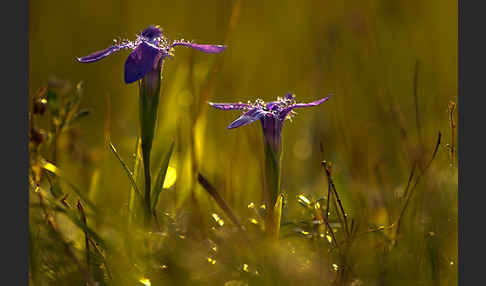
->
[[138, 59, 163, 223], [263, 129, 282, 240]]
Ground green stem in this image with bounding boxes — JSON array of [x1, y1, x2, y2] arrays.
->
[[138, 59, 163, 223], [263, 134, 282, 240], [142, 146, 152, 220]]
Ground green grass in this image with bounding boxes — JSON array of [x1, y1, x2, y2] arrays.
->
[[29, 0, 457, 285]]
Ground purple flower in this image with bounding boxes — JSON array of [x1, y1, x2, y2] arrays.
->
[[209, 93, 331, 153], [210, 93, 331, 239], [77, 25, 226, 84]]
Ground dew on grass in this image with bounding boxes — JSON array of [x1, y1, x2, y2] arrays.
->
[[212, 213, 225, 226], [298, 194, 311, 206], [139, 278, 151, 286]]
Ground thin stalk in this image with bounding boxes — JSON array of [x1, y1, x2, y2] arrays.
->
[[331, 183, 350, 238], [325, 183, 331, 234], [394, 132, 441, 245], [263, 137, 282, 240], [448, 101, 456, 167], [322, 161, 350, 238], [138, 59, 163, 222], [77, 200, 90, 268], [141, 144, 152, 220], [128, 138, 142, 225]]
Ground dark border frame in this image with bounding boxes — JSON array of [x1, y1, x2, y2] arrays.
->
[[458, 0, 484, 285], [2, 0, 29, 284], [0, 0, 473, 284]]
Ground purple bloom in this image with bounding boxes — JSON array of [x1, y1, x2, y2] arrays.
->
[[77, 25, 226, 84], [209, 93, 331, 152], [210, 93, 331, 239]]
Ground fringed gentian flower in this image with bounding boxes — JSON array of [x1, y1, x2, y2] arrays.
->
[[77, 25, 226, 83], [209, 93, 331, 239], [77, 25, 226, 223]]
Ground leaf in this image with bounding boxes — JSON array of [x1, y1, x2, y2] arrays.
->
[[109, 142, 143, 199], [152, 141, 175, 211], [128, 138, 142, 222], [46, 89, 60, 117], [65, 81, 84, 113], [89, 248, 109, 285], [59, 207, 108, 250], [40, 158, 98, 212], [39, 191, 108, 252], [70, 108, 92, 124], [273, 194, 284, 239], [49, 181, 63, 199]]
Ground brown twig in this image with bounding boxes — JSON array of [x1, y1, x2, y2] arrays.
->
[[448, 101, 456, 167], [402, 161, 417, 199], [394, 132, 441, 245], [325, 182, 332, 233], [322, 161, 350, 239], [315, 201, 339, 249], [319, 142, 332, 236]]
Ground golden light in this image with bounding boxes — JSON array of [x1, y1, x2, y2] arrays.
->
[[298, 194, 311, 206], [139, 278, 151, 286], [163, 166, 177, 189], [212, 213, 225, 226]]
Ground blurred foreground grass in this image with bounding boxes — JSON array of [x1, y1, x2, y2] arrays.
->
[[29, 0, 457, 285]]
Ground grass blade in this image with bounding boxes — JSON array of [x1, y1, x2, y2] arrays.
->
[[109, 142, 142, 200], [273, 194, 284, 240], [197, 173, 250, 243], [40, 158, 98, 212], [128, 138, 142, 220], [152, 141, 175, 212]]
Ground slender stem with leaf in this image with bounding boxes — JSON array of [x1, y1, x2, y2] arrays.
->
[[263, 132, 282, 240], [138, 59, 163, 222]]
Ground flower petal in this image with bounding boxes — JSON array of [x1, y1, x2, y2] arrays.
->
[[171, 42, 226, 54], [228, 108, 267, 129], [77, 45, 122, 63], [278, 95, 332, 120], [292, 95, 332, 108], [124, 41, 162, 84], [140, 25, 163, 40], [208, 102, 251, 110]]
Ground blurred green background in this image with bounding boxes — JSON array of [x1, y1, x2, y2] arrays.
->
[[30, 0, 457, 285]]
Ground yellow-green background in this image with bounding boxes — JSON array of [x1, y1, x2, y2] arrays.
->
[[30, 0, 457, 284]]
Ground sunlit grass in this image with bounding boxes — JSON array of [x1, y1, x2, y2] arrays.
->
[[29, 0, 457, 285]]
